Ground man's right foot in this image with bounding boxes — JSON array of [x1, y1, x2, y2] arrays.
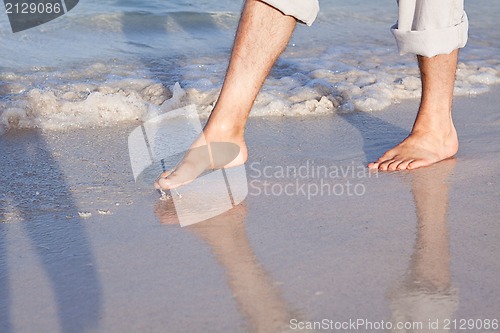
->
[[155, 125, 248, 190]]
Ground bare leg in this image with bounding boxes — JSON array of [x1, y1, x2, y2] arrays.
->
[[369, 50, 459, 171], [156, 0, 296, 190]]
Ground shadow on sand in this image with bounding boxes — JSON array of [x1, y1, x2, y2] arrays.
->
[[0, 130, 102, 333]]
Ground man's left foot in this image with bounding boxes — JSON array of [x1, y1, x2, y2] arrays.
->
[[368, 123, 458, 171]]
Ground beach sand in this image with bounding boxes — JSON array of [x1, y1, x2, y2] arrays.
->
[[1, 86, 499, 332]]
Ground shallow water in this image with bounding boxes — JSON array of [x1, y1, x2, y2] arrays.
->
[[0, 0, 499, 134]]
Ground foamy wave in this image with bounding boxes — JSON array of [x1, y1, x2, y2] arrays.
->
[[1, 49, 499, 135], [0, 77, 172, 133], [241, 59, 500, 115]]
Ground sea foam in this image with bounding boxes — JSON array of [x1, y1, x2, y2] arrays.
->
[[0, 0, 499, 134]]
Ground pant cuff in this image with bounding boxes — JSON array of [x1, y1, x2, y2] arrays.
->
[[392, 12, 469, 57], [259, 0, 320, 26]]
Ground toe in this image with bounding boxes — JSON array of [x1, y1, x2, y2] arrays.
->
[[369, 156, 390, 169], [396, 159, 414, 170], [378, 159, 396, 171], [387, 160, 403, 171], [157, 177, 169, 190], [154, 169, 175, 189], [370, 150, 397, 170], [407, 159, 430, 170], [158, 177, 178, 190]]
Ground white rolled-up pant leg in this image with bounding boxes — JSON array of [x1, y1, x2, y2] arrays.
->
[[392, 0, 468, 57], [259, 0, 320, 26]]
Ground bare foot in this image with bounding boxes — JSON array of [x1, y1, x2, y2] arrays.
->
[[155, 124, 248, 190], [370, 50, 461, 171], [368, 122, 458, 171]]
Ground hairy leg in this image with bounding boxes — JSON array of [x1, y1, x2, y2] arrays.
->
[[157, 0, 296, 190], [369, 49, 459, 171]]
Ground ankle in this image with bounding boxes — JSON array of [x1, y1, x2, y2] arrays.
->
[[204, 118, 245, 141], [412, 121, 455, 136], [413, 108, 454, 131]]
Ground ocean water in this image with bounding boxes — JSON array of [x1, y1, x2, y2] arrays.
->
[[0, 0, 499, 133]]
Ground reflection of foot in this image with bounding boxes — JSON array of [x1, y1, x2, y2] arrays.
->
[[369, 120, 458, 171], [155, 128, 248, 190], [155, 196, 179, 225], [154, 196, 248, 228]]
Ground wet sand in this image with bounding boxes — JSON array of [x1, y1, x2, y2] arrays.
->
[[1, 87, 499, 332]]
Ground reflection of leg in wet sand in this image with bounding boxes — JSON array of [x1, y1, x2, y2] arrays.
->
[[156, 201, 301, 333], [388, 160, 458, 332]]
